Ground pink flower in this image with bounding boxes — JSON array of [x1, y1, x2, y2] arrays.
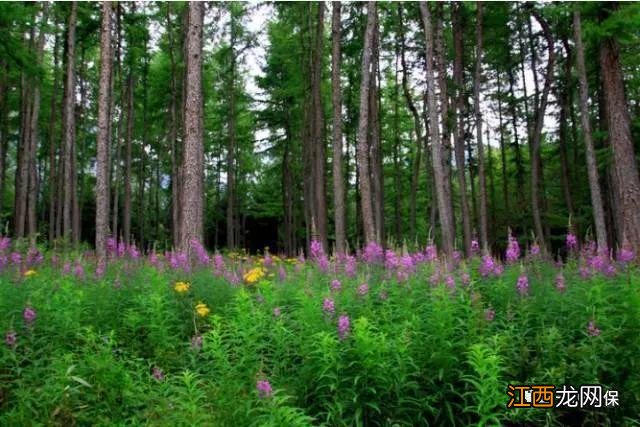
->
[[617, 248, 635, 264], [566, 233, 578, 250], [484, 308, 495, 322], [338, 315, 350, 340], [256, 379, 273, 398], [330, 279, 342, 292], [362, 242, 384, 264], [505, 234, 520, 264], [587, 321, 601, 337], [152, 366, 165, 381], [357, 283, 369, 296], [273, 307, 281, 317], [555, 273, 566, 293], [5, 330, 17, 347], [445, 275, 455, 290], [471, 239, 480, 255], [191, 335, 203, 350], [322, 298, 335, 315], [530, 244, 540, 256], [23, 306, 37, 324], [516, 274, 529, 296]]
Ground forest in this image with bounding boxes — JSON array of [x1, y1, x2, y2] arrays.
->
[[1, 1, 639, 425]]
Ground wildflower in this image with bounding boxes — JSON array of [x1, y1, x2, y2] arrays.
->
[[243, 267, 265, 284], [579, 265, 592, 279], [396, 269, 409, 282], [362, 241, 384, 264], [5, 330, 17, 348], [516, 274, 529, 296], [23, 306, 37, 324], [105, 237, 117, 256], [338, 315, 350, 340], [117, 241, 126, 257], [26, 248, 43, 266], [357, 283, 369, 296], [74, 263, 85, 280], [479, 255, 495, 277], [0, 236, 11, 252], [263, 253, 273, 268], [273, 307, 281, 317], [191, 335, 203, 351], [452, 251, 462, 263], [330, 279, 342, 292], [587, 321, 601, 337], [492, 263, 504, 276], [278, 266, 287, 281], [379, 290, 388, 301], [322, 298, 335, 315], [310, 240, 325, 260], [213, 254, 225, 273], [23, 269, 37, 277], [195, 303, 210, 317], [566, 233, 578, 250], [617, 248, 635, 264], [384, 249, 399, 270], [484, 308, 496, 322], [445, 275, 456, 290], [152, 366, 165, 381], [174, 281, 191, 293], [424, 244, 438, 262], [190, 239, 209, 265], [95, 261, 105, 279], [530, 243, 540, 257], [344, 255, 357, 277], [62, 262, 71, 275], [461, 272, 471, 286], [400, 255, 415, 272], [10, 252, 21, 265], [256, 379, 273, 399], [555, 273, 566, 293], [317, 255, 330, 272], [128, 244, 140, 260], [505, 234, 520, 264], [471, 239, 480, 255]]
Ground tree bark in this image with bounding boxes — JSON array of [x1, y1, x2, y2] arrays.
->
[[178, 1, 204, 254], [226, 9, 237, 250], [356, 1, 377, 245], [0, 60, 8, 226], [598, 10, 640, 253], [452, 1, 472, 256], [48, 33, 60, 241], [473, 2, 489, 252], [331, 2, 346, 254], [62, 2, 77, 243], [496, 73, 509, 219], [573, 11, 608, 251], [96, 1, 113, 262], [529, 8, 554, 253], [419, 2, 454, 256], [558, 37, 574, 218], [369, 19, 383, 244]]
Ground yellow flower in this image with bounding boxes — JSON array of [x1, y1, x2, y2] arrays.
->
[[243, 267, 265, 284], [23, 270, 37, 277], [195, 303, 210, 317], [174, 281, 191, 293]]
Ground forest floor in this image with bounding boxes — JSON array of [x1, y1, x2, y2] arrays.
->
[[1, 242, 639, 425]]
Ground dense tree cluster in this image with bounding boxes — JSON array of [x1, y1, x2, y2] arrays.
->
[[0, 1, 639, 258]]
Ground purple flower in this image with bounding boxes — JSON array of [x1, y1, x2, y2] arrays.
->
[[23, 306, 37, 324], [425, 245, 438, 262], [105, 237, 117, 256], [587, 321, 601, 337], [190, 239, 209, 265], [555, 273, 566, 293], [479, 255, 495, 277], [357, 283, 369, 296], [484, 308, 495, 322], [310, 240, 325, 260], [152, 366, 165, 381], [516, 274, 529, 296], [617, 248, 635, 264], [273, 307, 281, 317], [396, 270, 409, 282], [5, 330, 17, 347], [530, 244, 540, 256], [26, 248, 43, 266], [344, 256, 357, 277], [95, 260, 106, 278], [505, 234, 520, 264], [213, 254, 225, 273], [579, 265, 592, 279], [566, 233, 578, 250], [263, 253, 273, 268], [317, 255, 330, 273], [322, 298, 335, 315], [191, 335, 203, 350], [74, 262, 85, 280], [117, 241, 126, 257], [400, 255, 415, 272], [257, 379, 273, 398], [471, 239, 480, 255], [330, 279, 342, 292], [338, 315, 350, 340], [128, 244, 140, 260], [384, 249, 399, 270], [493, 263, 504, 276], [461, 272, 471, 286], [452, 251, 462, 263], [63, 262, 71, 275], [278, 266, 287, 281], [10, 252, 22, 266], [445, 275, 455, 290], [0, 236, 11, 252], [363, 241, 384, 264]]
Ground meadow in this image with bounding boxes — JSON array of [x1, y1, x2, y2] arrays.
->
[[1, 236, 639, 426]]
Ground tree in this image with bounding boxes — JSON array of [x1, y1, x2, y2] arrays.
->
[[331, 1, 346, 254], [419, 2, 454, 256], [356, 1, 377, 245], [573, 10, 607, 251], [95, 1, 113, 263], [473, 2, 489, 251], [178, 1, 204, 255], [598, 5, 640, 254]]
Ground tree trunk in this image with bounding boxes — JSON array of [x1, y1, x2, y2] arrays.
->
[[398, 5, 423, 242], [529, 8, 554, 253], [599, 11, 640, 253], [62, 2, 77, 243], [496, 73, 510, 219], [95, 1, 113, 262], [356, 1, 377, 245], [48, 33, 60, 241], [226, 11, 237, 250], [473, 2, 489, 252], [166, 3, 181, 248], [0, 60, 8, 226], [419, 2, 454, 256], [178, 2, 204, 254], [452, 1, 472, 256], [331, 2, 346, 254], [369, 20, 383, 244], [573, 11, 608, 251], [558, 37, 574, 218]]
